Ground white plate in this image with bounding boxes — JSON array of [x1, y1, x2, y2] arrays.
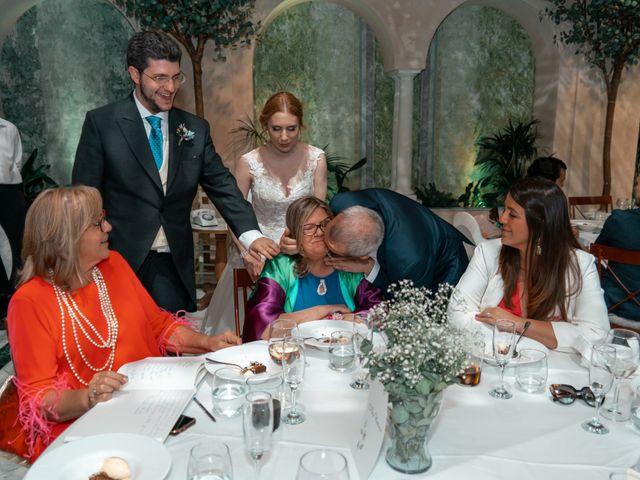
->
[[205, 341, 282, 377], [483, 336, 549, 367], [298, 320, 360, 350], [570, 219, 603, 233], [26, 433, 170, 480]]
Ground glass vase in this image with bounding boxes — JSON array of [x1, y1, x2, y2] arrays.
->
[[385, 391, 443, 474]]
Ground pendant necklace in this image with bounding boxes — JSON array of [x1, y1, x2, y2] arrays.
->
[[317, 278, 327, 296]]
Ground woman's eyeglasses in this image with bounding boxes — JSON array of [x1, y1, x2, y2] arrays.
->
[[91, 210, 108, 232], [549, 384, 599, 407], [302, 217, 331, 236]]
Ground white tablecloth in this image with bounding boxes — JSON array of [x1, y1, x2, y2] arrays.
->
[[42, 343, 640, 480]]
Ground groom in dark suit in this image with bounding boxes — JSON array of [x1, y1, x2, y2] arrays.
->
[[73, 31, 277, 312], [324, 188, 470, 295]]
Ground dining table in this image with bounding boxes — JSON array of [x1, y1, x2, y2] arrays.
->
[[38, 338, 640, 480]]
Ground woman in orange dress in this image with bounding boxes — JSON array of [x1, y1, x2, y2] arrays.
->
[[2, 186, 240, 461]]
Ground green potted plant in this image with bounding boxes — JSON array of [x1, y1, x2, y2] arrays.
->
[[472, 119, 538, 207]]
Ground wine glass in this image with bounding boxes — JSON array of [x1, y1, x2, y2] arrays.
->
[[296, 449, 350, 480], [243, 391, 274, 480], [350, 316, 370, 390], [582, 344, 617, 434], [489, 319, 516, 399], [188, 441, 234, 480], [282, 336, 306, 425], [267, 319, 299, 366], [601, 328, 640, 422]]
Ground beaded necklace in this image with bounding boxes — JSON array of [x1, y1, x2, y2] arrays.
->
[[53, 267, 119, 386]]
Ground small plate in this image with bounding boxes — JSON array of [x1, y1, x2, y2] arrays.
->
[[298, 320, 359, 350], [205, 341, 282, 377], [27, 433, 171, 480], [483, 336, 549, 367]]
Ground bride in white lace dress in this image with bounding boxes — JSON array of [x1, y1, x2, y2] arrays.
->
[[202, 92, 327, 334]]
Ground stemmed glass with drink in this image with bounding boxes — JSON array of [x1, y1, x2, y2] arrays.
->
[[282, 336, 306, 425], [489, 319, 516, 399], [601, 328, 640, 422], [582, 344, 617, 434], [268, 319, 299, 366], [243, 391, 274, 479]]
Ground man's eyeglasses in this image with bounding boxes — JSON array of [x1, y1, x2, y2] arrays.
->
[[302, 217, 331, 236], [549, 384, 599, 407], [91, 210, 108, 233], [140, 70, 186, 86]]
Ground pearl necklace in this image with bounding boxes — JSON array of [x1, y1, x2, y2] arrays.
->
[[53, 267, 119, 386]]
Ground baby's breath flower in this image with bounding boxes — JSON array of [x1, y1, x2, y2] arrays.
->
[[365, 282, 474, 396]]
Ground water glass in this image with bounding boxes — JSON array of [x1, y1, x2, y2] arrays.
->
[[296, 449, 350, 480], [243, 391, 274, 480], [247, 374, 284, 431], [329, 330, 355, 373], [188, 441, 233, 480], [457, 339, 484, 387], [212, 366, 247, 418], [515, 349, 548, 393]]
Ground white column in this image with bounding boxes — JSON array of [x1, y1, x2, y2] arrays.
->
[[391, 69, 421, 196]]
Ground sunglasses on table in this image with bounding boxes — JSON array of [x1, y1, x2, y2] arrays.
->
[[549, 384, 600, 407]]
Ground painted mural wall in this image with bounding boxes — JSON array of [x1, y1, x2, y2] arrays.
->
[[0, 0, 132, 185]]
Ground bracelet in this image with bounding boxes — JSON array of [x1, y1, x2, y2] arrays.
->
[[240, 249, 249, 258]]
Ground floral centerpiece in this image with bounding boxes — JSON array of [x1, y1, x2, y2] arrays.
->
[[364, 281, 474, 474]]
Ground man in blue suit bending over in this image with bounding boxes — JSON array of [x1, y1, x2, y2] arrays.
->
[[323, 188, 470, 295]]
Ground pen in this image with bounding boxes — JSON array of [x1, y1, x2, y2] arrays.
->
[[192, 396, 217, 423]]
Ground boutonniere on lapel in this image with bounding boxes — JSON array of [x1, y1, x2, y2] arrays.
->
[[176, 124, 195, 146]]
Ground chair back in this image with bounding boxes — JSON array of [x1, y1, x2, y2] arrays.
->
[[590, 243, 640, 316], [568, 195, 612, 219], [452, 212, 484, 258], [233, 268, 255, 337]]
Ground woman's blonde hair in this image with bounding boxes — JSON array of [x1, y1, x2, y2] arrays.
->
[[285, 196, 333, 277], [19, 185, 103, 288]]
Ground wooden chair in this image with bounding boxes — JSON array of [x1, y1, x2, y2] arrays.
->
[[233, 268, 255, 337], [590, 243, 640, 331], [568, 195, 612, 219]]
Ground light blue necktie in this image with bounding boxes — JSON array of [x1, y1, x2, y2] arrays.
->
[[146, 115, 163, 170]]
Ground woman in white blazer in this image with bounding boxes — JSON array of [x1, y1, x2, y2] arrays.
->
[[448, 178, 609, 351]]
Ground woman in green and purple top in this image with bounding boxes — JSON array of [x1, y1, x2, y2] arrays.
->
[[243, 196, 382, 342]]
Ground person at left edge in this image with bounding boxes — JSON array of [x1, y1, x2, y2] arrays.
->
[[72, 31, 278, 312]]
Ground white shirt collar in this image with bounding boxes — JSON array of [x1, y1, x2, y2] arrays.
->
[[132, 90, 169, 124]]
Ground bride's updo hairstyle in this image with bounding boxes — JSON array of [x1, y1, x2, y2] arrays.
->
[[259, 91, 304, 131], [19, 185, 103, 288]]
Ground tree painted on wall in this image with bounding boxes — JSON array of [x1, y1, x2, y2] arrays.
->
[[544, 0, 640, 197], [114, 0, 260, 118]]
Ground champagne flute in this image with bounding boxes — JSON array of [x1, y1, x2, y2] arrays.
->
[[267, 319, 299, 366], [282, 336, 306, 425], [582, 344, 617, 434], [489, 319, 516, 399], [601, 328, 640, 422], [350, 318, 370, 390], [243, 391, 274, 479]]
